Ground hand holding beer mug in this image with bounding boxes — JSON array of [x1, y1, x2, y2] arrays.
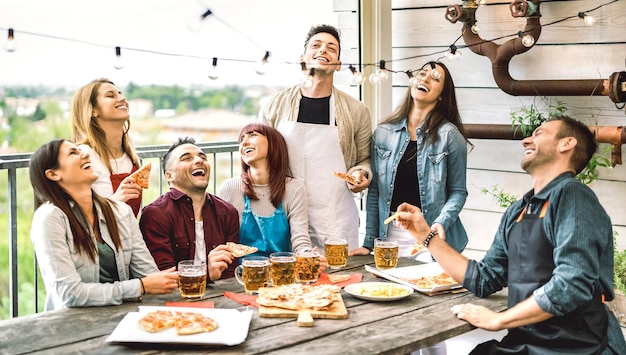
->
[[235, 256, 270, 294], [295, 249, 321, 284], [325, 238, 348, 269], [269, 252, 297, 286], [178, 260, 207, 299], [374, 239, 399, 270]]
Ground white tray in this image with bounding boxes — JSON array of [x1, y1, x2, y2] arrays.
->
[[106, 306, 253, 346]]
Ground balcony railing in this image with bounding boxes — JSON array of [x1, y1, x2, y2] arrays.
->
[[0, 141, 240, 319]]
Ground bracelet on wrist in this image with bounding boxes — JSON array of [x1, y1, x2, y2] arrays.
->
[[139, 278, 145, 295], [422, 230, 438, 248]]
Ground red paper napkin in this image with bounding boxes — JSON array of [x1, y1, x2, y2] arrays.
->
[[223, 291, 259, 308], [312, 272, 363, 288], [165, 301, 214, 308]]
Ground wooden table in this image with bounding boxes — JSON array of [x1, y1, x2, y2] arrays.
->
[[0, 255, 507, 354]]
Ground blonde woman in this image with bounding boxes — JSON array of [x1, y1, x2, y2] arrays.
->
[[71, 78, 143, 216]]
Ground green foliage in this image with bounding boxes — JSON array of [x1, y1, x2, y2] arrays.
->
[[480, 184, 518, 209], [614, 232, 626, 294], [510, 98, 567, 137], [577, 144, 613, 185]]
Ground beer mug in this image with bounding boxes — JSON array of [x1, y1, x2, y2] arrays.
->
[[269, 252, 297, 286], [235, 256, 270, 294], [295, 249, 321, 284], [324, 238, 348, 269], [374, 239, 399, 270], [177, 260, 207, 299]]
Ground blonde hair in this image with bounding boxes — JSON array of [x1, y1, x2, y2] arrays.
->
[[70, 78, 140, 172]]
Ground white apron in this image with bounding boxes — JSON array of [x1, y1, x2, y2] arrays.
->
[[277, 101, 360, 251]]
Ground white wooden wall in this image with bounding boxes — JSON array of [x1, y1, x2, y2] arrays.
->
[[333, 0, 626, 257]]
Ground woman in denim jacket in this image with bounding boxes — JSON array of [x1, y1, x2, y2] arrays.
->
[[352, 61, 472, 258]]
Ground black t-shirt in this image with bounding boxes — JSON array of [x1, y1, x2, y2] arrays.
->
[[297, 96, 332, 125], [390, 140, 421, 212]]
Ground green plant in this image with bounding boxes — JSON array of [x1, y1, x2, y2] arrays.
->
[[510, 98, 567, 137], [480, 184, 518, 209], [577, 144, 613, 185], [614, 232, 626, 294]]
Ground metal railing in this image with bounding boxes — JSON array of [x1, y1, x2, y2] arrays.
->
[[1, 141, 240, 319]]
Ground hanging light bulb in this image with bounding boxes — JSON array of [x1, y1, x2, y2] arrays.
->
[[578, 12, 596, 26], [368, 72, 381, 85], [4, 28, 16, 52], [429, 62, 442, 80], [349, 65, 364, 85], [518, 31, 535, 48], [301, 68, 315, 89], [378, 60, 389, 81], [255, 51, 271, 75], [188, 9, 213, 32], [478, 0, 487, 6], [470, 21, 480, 34], [445, 45, 462, 61], [208, 57, 219, 80], [406, 70, 418, 87], [113, 47, 124, 69]]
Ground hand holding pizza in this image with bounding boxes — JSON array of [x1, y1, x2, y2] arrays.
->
[[207, 244, 235, 281], [112, 177, 142, 203]]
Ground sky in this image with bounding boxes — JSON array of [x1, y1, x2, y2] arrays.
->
[[0, 0, 338, 88]]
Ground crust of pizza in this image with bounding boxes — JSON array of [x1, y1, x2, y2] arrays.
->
[[138, 310, 176, 333], [130, 163, 152, 189], [327, 274, 351, 283], [333, 171, 360, 185], [227, 242, 258, 257], [257, 284, 340, 310]]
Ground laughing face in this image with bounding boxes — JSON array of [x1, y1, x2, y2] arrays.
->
[[165, 143, 211, 193], [47, 141, 98, 188], [239, 130, 268, 167], [301, 32, 341, 75], [521, 120, 562, 174], [411, 63, 445, 105], [92, 83, 129, 122]]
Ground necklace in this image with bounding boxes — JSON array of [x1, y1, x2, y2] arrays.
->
[[108, 146, 123, 151]]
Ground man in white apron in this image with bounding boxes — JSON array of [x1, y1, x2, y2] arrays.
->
[[259, 24, 372, 252]]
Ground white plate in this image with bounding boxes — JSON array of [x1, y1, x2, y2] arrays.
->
[[344, 282, 413, 301], [365, 264, 461, 294], [106, 306, 253, 346]]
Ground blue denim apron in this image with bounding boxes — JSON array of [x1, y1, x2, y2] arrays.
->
[[239, 195, 291, 257]]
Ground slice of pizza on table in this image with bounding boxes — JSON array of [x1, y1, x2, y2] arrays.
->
[[130, 163, 152, 189]]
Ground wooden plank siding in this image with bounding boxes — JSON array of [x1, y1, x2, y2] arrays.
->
[[334, 0, 626, 255]]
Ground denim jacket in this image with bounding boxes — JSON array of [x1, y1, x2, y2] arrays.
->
[[364, 118, 468, 252]]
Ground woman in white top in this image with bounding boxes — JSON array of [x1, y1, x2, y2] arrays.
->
[[71, 78, 143, 216], [219, 123, 324, 263], [29, 139, 178, 311]]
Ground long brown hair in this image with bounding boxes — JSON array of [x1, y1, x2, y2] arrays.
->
[[70, 78, 140, 172], [380, 61, 473, 150], [29, 139, 123, 262], [238, 123, 292, 208]]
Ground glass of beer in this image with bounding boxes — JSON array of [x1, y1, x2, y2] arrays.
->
[[235, 256, 270, 294], [177, 260, 207, 299], [374, 239, 399, 270], [269, 252, 297, 286], [325, 238, 348, 269], [295, 249, 321, 284]]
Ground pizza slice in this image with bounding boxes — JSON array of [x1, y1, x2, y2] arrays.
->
[[130, 162, 152, 189], [327, 274, 351, 283], [175, 311, 218, 336], [227, 242, 258, 257], [410, 242, 426, 255], [333, 171, 360, 185], [138, 310, 176, 333]]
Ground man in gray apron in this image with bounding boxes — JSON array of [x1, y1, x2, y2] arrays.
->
[[259, 24, 372, 252], [394, 115, 626, 354]]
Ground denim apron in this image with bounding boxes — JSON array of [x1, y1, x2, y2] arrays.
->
[[239, 195, 290, 257], [277, 95, 360, 251], [472, 200, 608, 354]]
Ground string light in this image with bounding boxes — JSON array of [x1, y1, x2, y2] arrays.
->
[[302, 68, 315, 89], [255, 51, 271, 75], [349, 65, 364, 85], [578, 12, 596, 26], [470, 21, 480, 34], [4, 28, 16, 52], [113, 46, 124, 69], [369, 60, 389, 85], [445, 45, 462, 61], [188, 9, 213, 32], [518, 31, 535, 48], [208, 57, 219, 80], [429, 62, 442, 80]]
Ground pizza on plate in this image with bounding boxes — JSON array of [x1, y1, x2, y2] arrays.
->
[[227, 242, 258, 257], [137, 310, 218, 335], [327, 274, 351, 283], [130, 163, 152, 189], [332, 171, 360, 185], [402, 272, 457, 290]]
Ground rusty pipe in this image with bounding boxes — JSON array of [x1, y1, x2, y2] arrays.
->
[[465, 123, 625, 165]]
